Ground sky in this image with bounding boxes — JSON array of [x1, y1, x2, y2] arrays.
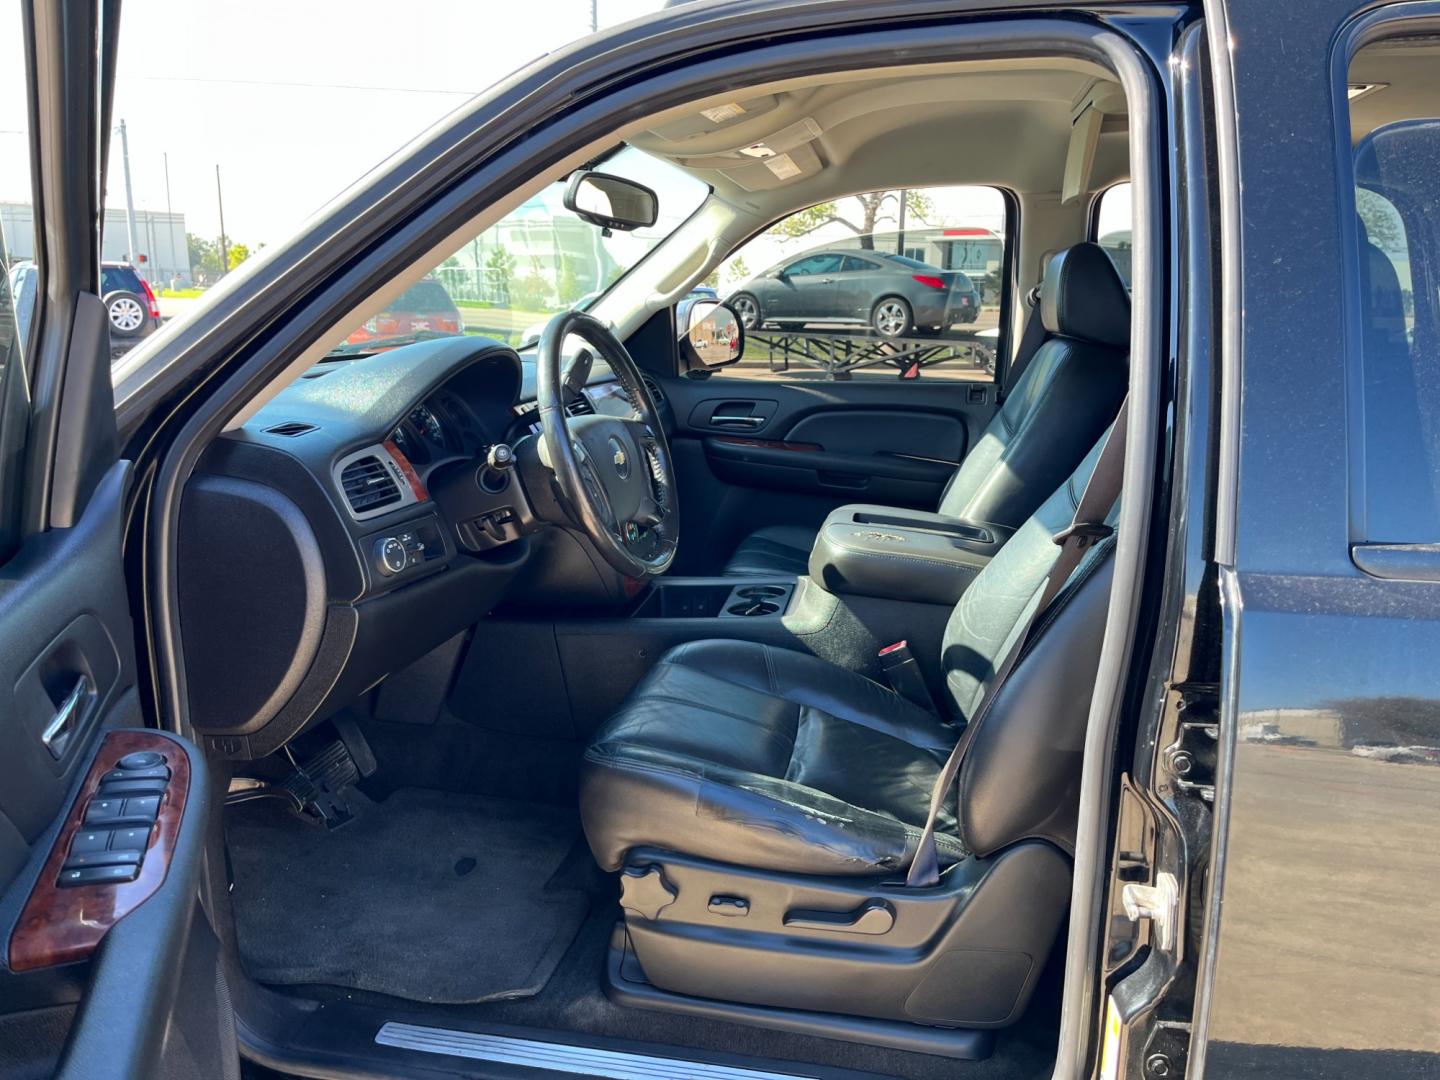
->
[[1, 1, 667, 247], [0, 3, 1133, 263]]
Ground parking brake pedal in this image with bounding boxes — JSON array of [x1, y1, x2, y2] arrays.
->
[[281, 718, 377, 829]]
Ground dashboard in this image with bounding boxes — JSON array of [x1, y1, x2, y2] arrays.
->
[[175, 335, 672, 763]]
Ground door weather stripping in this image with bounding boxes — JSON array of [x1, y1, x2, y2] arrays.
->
[[374, 1022, 820, 1079]]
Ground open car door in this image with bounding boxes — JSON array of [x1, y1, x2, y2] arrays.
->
[[0, 3, 236, 1077]]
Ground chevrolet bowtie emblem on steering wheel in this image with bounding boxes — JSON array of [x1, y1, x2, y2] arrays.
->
[[608, 436, 630, 479]]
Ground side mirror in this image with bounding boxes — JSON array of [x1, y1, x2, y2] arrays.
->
[[679, 300, 744, 372], [563, 171, 658, 232]]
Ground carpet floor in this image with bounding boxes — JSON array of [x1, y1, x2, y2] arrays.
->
[[226, 788, 591, 1004]]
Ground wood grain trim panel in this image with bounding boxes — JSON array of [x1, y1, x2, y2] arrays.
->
[[8, 731, 190, 972], [383, 440, 429, 501], [711, 436, 824, 453]]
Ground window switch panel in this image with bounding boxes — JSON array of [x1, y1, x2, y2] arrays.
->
[[63, 849, 143, 871], [58, 864, 140, 888]]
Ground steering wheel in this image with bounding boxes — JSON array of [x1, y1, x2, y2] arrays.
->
[[537, 310, 678, 578]]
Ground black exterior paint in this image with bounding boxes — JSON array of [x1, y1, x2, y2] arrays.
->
[[1197, 1, 1440, 1076], [89, 0, 1440, 1075]]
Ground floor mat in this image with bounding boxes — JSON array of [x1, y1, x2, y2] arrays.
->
[[226, 788, 591, 1004]]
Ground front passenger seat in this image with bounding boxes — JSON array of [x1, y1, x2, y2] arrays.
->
[[723, 241, 1129, 576], [580, 429, 1121, 1030]]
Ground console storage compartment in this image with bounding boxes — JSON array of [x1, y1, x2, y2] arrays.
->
[[631, 578, 796, 619], [808, 504, 1013, 605]]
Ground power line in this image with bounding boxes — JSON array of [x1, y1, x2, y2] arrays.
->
[[120, 74, 484, 97]]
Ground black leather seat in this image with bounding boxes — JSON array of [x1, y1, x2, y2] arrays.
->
[[581, 433, 1118, 1028], [583, 431, 1117, 877], [722, 241, 1129, 577]]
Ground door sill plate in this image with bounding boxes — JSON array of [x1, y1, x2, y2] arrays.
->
[[374, 1022, 819, 1079]]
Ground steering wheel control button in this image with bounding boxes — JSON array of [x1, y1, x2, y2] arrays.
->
[[375, 536, 408, 576], [58, 864, 141, 888], [117, 751, 164, 770]]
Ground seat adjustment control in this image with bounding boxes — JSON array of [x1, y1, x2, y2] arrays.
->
[[708, 895, 750, 917]]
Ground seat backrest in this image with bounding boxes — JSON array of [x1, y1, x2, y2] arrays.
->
[[937, 242, 1129, 528], [939, 430, 1118, 857]]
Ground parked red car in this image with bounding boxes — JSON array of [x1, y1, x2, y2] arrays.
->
[[344, 277, 464, 347]]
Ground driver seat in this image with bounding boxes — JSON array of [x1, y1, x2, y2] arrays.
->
[[580, 429, 1119, 1030]]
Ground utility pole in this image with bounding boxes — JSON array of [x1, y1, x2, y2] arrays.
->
[[215, 163, 229, 277], [164, 152, 175, 282], [895, 188, 907, 257], [118, 119, 139, 265], [589, 0, 597, 32]]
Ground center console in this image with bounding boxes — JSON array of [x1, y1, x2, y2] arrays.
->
[[630, 579, 796, 620], [808, 504, 1013, 606]]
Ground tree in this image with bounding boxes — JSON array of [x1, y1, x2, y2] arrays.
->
[[227, 243, 251, 271], [187, 233, 222, 278], [770, 190, 934, 249], [1356, 188, 1407, 254], [484, 246, 516, 305]]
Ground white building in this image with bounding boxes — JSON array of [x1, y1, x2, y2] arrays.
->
[[1, 202, 189, 285]]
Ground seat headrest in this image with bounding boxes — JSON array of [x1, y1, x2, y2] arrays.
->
[[1039, 242, 1130, 348]]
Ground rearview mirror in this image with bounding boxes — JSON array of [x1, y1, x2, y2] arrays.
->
[[563, 171, 658, 232], [679, 300, 744, 372]]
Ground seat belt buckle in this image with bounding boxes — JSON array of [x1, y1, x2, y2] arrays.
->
[[1052, 521, 1114, 548], [878, 641, 934, 712]]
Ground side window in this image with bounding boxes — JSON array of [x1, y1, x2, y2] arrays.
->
[[784, 254, 843, 276], [709, 185, 1011, 382], [1092, 182, 1133, 289], [1345, 38, 1440, 540], [0, 2, 38, 558]]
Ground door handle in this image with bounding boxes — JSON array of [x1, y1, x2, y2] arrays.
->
[[41, 674, 91, 760], [783, 899, 894, 935], [711, 415, 765, 428]]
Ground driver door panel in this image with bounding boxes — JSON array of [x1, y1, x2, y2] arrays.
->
[[658, 372, 996, 574]]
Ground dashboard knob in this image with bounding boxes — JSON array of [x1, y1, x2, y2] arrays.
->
[[374, 536, 408, 577], [486, 443, 515, 471]]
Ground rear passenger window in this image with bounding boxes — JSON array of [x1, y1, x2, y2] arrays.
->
[[1091, 182, 1132, 288], [1344, 38, 1440, 540], [708, 185, 1012, 382]]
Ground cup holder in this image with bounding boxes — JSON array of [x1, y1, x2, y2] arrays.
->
[[727, 600, 780, 617], [734, 585, 786, 600]]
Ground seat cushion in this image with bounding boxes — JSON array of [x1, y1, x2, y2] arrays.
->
[[721, 525, 817, 577], [580, 639, 968, 875]]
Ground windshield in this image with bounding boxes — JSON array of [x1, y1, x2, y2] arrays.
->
[[329, 146, 708, 357]]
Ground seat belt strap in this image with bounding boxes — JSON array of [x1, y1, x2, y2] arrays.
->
[[1002, 286, 1046, 397], [904, 396, 1130, 888]]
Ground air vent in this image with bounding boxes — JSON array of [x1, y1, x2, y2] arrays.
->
[[565, 395, 595, 418], [640, 374, 665, 404], [340, 454, 402, 514], [264, 421, 316, 437]]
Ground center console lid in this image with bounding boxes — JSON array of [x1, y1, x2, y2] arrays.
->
[[809, 505, 1013, 605]]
